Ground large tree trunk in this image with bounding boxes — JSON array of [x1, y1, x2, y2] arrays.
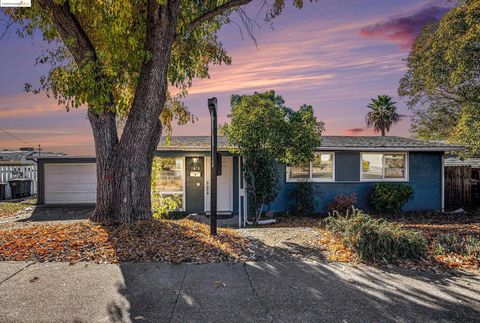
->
[[38, 0, 193, 223], [88, 0, 180, 223], [88, 112, 163, 223]]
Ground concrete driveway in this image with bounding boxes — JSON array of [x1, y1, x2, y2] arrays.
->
[[1, 261, 479, 323]]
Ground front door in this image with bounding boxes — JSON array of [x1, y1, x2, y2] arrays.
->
[[205, 156, 233, 213], [185, 157, 204, 214]]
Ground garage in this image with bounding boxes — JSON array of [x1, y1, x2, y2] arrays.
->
[[38, 157, 96, 205]]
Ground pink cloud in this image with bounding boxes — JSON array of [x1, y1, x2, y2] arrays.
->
[[359, 5, 450, 50], [342, 128, 375, 136]]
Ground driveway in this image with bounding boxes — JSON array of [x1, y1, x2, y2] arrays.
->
[[1, 261, 479, 323]]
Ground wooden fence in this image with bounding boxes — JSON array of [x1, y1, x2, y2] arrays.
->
[[0, 164, 38, 199], [444, 166, 480, 210]]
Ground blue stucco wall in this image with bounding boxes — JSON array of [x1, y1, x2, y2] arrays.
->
[[267, 152, 443, 214]]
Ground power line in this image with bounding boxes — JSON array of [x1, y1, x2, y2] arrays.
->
[[0, 128, 30, 145]]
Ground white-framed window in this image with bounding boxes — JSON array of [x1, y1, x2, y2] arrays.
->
[[361, 152, 408, 181], [153, 157, 185, 210], [286, 152, 335, 182]]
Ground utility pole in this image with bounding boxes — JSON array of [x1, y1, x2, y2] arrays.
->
[[208, 97, 218, 236]]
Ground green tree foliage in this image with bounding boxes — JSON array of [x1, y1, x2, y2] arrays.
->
[[365, 95, 400, 136], [2, 0, 309, 222], [221, 91, 324, 224], [399, 0, 480, 156]]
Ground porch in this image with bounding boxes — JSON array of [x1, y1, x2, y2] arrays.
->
[[153, 152, 247, 226]]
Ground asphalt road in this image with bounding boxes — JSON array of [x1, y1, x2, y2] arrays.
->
[[1, 261, 479, 322]]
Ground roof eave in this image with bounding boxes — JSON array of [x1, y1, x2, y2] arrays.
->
[[315, 147, 464, 152]]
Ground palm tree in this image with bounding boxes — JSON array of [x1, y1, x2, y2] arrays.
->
[[365, 95, 400, 136]]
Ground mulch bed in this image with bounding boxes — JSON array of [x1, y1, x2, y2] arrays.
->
[[0, 219, 254, 264], [383, 211, 480, 271], [258, 215, 479, 272]]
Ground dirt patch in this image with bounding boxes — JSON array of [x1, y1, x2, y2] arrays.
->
[[0, 198, 36, 219], [239, 218, 355, 262], [0, 205, 93, 230]]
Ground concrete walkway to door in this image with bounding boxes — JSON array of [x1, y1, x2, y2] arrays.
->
[[1, 260, 479, 322]]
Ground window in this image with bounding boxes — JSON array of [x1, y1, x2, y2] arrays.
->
[[286, 153, 334, 182], [287, 162, 310, 181], [312, 153, 334, 180], [361, 153, 407, 181], [153, 157, 184, 210]]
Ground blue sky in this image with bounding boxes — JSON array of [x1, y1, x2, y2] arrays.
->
[[0, 0, 451, 154]]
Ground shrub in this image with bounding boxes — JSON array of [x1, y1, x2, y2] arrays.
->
[[152, 193, 182, 219], [435, 234, 480, 258], [370, 183, 414, 214], [326, 193, 357, 215], [289, 182, 317, 216], [325, 209, 428, 262]]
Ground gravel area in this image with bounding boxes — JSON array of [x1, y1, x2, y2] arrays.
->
[[239, 226, 326, 262]]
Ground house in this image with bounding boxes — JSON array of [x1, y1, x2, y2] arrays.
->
[[0, 147, 65, 199], [37, 136, 462, 226]]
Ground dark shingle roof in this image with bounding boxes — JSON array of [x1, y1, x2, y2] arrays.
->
[[158, 136, 231, 150], [157, 136, 463, 152], [445, 157, 480, 168], [317, 136, 462, 151]]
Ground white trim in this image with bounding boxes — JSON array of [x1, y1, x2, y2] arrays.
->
[[204, 156, 208, 213], [441, 154, 445, 212], [314, 147, 463, 152], [360, 152, 409, 182], [182, 156, 186, 211], [204, 156, 234, 213], [286, 152, 335, 183]]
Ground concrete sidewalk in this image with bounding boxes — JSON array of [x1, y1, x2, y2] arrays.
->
[[0, 261, 479, 323]]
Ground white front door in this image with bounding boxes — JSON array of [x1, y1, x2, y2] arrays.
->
[[205, 156, 233, 213]]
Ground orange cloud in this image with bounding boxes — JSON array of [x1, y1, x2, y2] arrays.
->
[[0, 94, 77, 119]]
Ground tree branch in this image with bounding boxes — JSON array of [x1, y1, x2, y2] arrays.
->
[[36, 0, 96, 65], [0, 15, 14, 40], [179, 0, 253, 38]]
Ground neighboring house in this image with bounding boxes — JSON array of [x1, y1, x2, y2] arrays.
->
[[0, 147, 65, 199], [37, 136, 462, 226], [444, 157, 480, 168]]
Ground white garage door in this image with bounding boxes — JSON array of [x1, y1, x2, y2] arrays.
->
[[44, 163, 97, 204]]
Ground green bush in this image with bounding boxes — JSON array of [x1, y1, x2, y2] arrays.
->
[[435, 234, 480, 258], [326, 193, 357, 215], [289, 182, 317, 216], [325, 209, 428, 262], [370, 183, 414, 213], [152, 193, 182, 219]]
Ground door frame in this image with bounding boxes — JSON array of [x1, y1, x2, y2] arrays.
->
[[204, 156, 234, 213]]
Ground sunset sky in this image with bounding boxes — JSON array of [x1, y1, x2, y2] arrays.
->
[[0, 0, 451, 155]]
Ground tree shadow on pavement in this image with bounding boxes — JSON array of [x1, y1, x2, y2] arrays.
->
[[106, 229, 480, 323], [16, 206, 93, 222]]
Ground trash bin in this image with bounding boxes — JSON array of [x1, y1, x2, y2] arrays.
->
[[8, 179, 32, 199], [0, 183, 6, 200]]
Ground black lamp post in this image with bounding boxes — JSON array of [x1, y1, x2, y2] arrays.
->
[[208, 97, 218, 236]]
